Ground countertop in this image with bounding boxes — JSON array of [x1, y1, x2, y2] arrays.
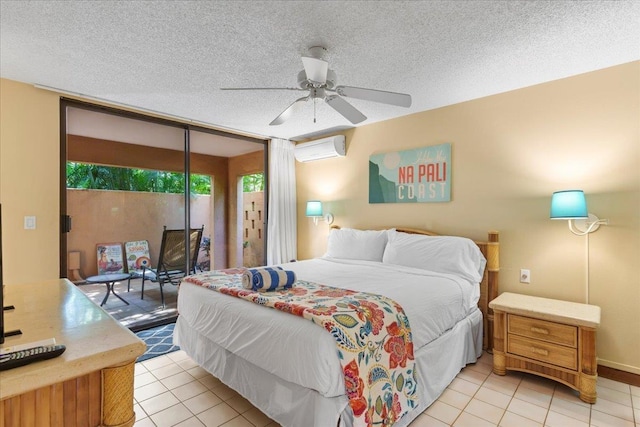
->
[[489, 292, 601, 328], [1, 278, 145, 400]]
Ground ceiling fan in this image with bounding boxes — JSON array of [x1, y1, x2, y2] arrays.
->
[[222, 47, 412, 126]]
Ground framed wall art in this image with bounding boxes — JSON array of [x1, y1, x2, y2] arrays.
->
[[369, 142, 451, 203], [96, 243, 125, 275], [124, 240, 152, 273]]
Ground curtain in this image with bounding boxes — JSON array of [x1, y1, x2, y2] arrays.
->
[[267, 139, 297, 265]]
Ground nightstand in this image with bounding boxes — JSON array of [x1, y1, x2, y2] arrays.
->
[[489, 292, 601, 403]]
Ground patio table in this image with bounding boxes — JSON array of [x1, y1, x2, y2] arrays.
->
[[85, 273, 131, 306]]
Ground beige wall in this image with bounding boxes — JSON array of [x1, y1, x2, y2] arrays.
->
[[296, 62, 640, 374], [0, 79, 60, 284]]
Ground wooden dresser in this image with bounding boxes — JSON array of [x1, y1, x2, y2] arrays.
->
[[0, 279, 145, 426], [489, 292, 601, 403]]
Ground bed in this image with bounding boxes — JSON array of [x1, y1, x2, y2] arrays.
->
[[174, 227, 499, 427]]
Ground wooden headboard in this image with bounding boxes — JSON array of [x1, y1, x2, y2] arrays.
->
[[331, 226, 500, 351]]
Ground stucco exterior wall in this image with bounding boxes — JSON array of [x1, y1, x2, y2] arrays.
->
[[67, 188, 212, 277]]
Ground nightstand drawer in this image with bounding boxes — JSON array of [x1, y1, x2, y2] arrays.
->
[[508, 335, 578, 370], [508, 314, 577, 347]]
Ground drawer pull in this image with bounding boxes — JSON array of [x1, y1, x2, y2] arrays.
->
[[530, 326, 549, 335], [530, 347, 549, 356]]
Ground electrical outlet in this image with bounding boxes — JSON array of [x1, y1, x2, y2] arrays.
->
[[520, 269, 531, 284]]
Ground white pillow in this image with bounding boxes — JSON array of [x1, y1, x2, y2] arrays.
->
[[325, 228, 389, 262], [382, 230, 487, 283]]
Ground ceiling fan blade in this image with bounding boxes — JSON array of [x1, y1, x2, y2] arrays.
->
[[269, 96, 309, 126], [301, 57, 328, 84], [335, 86, 412, 108], [221, 87, 303, 91], [325, 95, 367, 124]]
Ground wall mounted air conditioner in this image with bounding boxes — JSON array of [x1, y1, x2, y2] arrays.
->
[[294, 135, 346, 162]]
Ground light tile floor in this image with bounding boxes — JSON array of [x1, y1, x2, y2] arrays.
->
[[134, 351, 640, 427]]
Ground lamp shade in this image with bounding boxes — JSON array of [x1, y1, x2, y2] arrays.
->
[[550, 190, 588, 219], [306, 200, 323, 217]]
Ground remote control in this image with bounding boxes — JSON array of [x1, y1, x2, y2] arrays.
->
[[0, 344, 66, 371]]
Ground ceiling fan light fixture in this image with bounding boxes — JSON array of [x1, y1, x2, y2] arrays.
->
[[301, 56, 328, 85], [298, 69, 335, 90], [325, 70, 336, 90], [224, 46, 411, 125]]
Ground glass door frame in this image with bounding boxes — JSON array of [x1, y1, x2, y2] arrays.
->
[[59, 98, 268, 278]]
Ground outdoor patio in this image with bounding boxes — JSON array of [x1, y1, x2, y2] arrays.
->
[[77, 276, 178, 331]]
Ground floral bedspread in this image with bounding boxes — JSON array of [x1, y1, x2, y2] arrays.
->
[[183, 269, 419, 426]]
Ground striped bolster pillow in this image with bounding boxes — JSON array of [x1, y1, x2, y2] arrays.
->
[[242, 267, 297, 292]]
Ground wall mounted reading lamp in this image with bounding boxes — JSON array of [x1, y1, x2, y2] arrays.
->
[[550, 190, 609, 235], [306, 200, 334, 226]]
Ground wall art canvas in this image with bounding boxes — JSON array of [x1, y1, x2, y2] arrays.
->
[[124, 240, 152, 273], [96, 243, 125, 274], [369, 143, 451, 203]]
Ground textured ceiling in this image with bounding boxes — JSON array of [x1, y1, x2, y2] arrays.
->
[[1, 1, 639, 142]]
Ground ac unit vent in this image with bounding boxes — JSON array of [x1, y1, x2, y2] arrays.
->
[[293, 135, 346, 162]]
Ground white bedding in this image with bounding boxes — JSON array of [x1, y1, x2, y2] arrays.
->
[[174, 308, 482, 427], [176, 257, 479, 399]]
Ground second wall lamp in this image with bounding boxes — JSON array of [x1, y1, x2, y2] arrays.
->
[[550, 190, 609, 235], [306, 200, 334, 226]]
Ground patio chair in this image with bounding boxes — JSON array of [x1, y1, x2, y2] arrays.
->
[[137, 225, 204, 307]]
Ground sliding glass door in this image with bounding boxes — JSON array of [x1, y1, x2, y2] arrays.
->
[[60, 99, 267, 329]]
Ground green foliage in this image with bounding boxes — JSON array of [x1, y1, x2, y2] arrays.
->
[[243, 173, 264, 193], [66, 162, 211, 195]]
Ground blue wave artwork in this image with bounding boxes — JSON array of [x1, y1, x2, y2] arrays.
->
[[369, 143, 451, 203]]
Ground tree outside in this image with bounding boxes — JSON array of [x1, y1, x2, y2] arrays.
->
[[66, 162, 211, 195], [242, 173, 264, 193]]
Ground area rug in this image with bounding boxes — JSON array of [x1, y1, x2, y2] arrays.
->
[[135, 322, 180, 362]]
